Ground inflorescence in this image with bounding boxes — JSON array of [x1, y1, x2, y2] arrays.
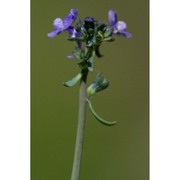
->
[[47, 9, 132, 125]]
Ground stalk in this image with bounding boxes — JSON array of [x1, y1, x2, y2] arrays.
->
[[71, 69, 88, 180]]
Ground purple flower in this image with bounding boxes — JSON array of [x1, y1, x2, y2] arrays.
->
[[108, 10, 132, 38], [47, 9, 78, 38]]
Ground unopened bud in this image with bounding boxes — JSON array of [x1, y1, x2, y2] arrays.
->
[[87, 73, 109, 97]]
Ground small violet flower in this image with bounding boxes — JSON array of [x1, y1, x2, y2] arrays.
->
[[47, 9, 78, 38], [108, 10, 132, 38]]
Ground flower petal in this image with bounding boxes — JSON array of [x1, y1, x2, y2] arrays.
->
[[65, 26, 78, 37], [108, 10, 118, 26], [65, 26, 81, 48], [63, 9, 78, 30], [47, 29, 63, 38], [53, 18, 64, 30], [116, 21, 127, 31], [47, 18, 64, 38], [47, 31, 57, 38], [67, 55, 75, 59], [119, 31, 132, 38], [113, 21, 132, 38]]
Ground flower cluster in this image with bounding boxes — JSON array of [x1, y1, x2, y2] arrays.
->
[[48, 9, 132, 126], [48, 9, 132, 71]]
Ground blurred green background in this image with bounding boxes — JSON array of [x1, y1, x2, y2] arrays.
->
[[31, 0, 149, 179]]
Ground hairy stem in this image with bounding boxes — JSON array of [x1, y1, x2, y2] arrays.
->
[[71, 69, 88, 180]]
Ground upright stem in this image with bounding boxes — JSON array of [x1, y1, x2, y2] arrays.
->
[[71, 69, 88, 180]]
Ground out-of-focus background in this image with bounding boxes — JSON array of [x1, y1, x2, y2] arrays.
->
[[31, 0, 149, 179]]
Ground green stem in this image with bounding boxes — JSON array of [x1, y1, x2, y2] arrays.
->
[[71, 69, 88, 180]]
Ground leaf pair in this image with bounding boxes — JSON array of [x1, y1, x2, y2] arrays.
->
[[63, 73, 116, 126]]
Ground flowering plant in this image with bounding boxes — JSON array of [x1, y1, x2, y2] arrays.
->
[[48, 9, 131, 180]]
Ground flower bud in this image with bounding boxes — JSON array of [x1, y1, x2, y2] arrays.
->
[[87, 73, 109, 97], [87, 85, 96, 96], [84, 17, 95, 30]]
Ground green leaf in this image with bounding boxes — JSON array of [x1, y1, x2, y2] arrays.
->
[[73, 47, 82, 60], [102, 37, 115, 42], [104, 26, 113, 38], [86, 98, 117, 126], [87, 56, 94, 72], [97, 23, 106, 31], [63, 73, 82, 87]]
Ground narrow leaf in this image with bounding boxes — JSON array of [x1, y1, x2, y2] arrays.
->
[[95, 45, 103, 58], [86, 98, 117, 126], [63, 73, 82, 87]]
